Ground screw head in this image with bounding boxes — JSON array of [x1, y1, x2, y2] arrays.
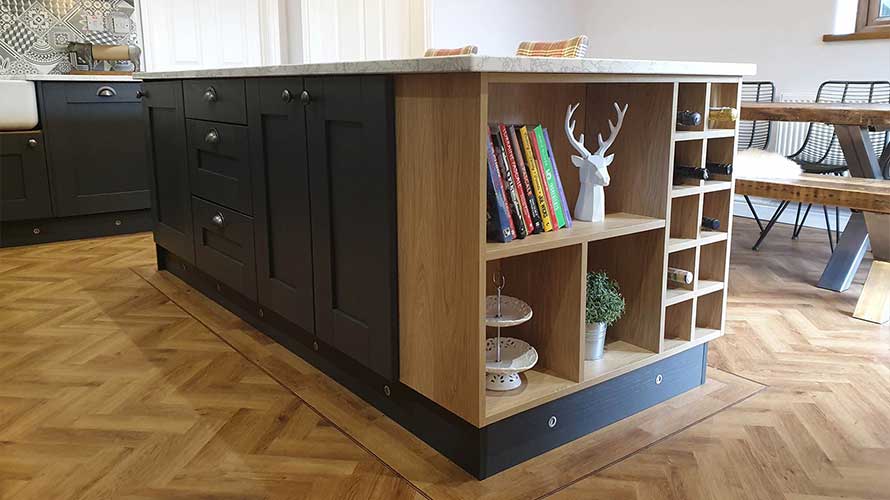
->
[[548, 416, 557, 428], [32, 227, 40, 235], [655, 374, 663, 385], [383, 385, 391, 397], [114, 219, 122, 226]]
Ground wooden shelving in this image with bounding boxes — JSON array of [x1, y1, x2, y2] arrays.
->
[[400, 75, 739, 429], [485, 212, 665, 260]]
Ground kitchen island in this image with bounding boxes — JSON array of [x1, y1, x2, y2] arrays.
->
[[137, 55, 754, 479]]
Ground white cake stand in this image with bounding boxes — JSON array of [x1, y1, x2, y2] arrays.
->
[[485, 293, 537, 391]]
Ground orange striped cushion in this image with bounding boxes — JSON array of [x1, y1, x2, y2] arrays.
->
[[424, 46, 478, 57], [515, 35, 588, 58]]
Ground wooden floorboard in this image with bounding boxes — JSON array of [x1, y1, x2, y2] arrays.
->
[[1, 218, 888, 499]]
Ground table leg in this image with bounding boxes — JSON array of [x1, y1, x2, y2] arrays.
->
[[854, 213, 890, 324], [817, 212, 869, 292]]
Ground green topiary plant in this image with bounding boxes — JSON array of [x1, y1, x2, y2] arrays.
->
[[585, 271, 626, 326]]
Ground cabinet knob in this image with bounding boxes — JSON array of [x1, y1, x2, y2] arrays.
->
[[204, 128, 220, 145], [300, 90, 311, 105], [136, 89, 146, 99], [203, 86, 218, 103], [211, 212, 225, 228], [281, 89, 293, 103], [27, 138, 38, 148]]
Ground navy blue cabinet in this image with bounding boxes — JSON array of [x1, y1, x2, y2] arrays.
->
[[0, 131, 52, 222]]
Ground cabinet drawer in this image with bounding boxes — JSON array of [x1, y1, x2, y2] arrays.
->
[[192, 197, 257, 301], [187, 119, 252, 215], [59, 81, 142, 104], [184, 79, 247, 124]]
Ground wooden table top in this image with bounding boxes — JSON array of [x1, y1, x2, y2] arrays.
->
[[741, 102, 890, 128]]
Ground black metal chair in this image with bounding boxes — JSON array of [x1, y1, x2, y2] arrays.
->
[[749, 81, 890, 251], [738, 82, 775, 237]]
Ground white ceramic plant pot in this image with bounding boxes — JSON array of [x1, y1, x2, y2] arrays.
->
[[584, 322, 607, 360]]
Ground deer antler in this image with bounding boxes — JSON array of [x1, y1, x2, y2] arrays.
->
[[565, 103, 591, 158], [594, 102, 628, 157]]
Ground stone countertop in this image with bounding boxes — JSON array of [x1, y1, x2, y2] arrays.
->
[[135, 55, 756, 80], [0, 74, 139, 82]]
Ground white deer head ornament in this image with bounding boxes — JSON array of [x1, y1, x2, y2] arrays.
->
[[564, 102, 628, 222]]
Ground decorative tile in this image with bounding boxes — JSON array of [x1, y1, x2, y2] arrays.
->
[[0, 0, 139, 75], [21, 2, 57, 36], [0, 19, 39, 54]]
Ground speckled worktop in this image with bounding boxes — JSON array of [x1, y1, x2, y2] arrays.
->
[[0, 74, 138, 82], [135, 55, 756, 80]]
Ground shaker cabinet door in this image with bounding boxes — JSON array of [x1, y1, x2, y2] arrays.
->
[[143, 81, 195, 263], [40, 82, 149, 216], [306, 75, 397, 380], [0, 131, 52, 222], [247, 78, 316, 334]]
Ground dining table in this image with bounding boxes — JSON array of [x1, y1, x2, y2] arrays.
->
[[740, 102, 890, 324]]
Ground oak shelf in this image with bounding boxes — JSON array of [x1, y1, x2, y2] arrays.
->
[[671, 180, 732, 198], [667, 230, 728, 253], [485, 212, 665, 261]]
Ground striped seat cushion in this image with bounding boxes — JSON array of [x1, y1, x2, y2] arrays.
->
[[424, 46, 478, 57], [516, 35, 588, 58]]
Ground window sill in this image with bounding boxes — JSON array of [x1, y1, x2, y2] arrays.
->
[[823, 31, 890, 42]]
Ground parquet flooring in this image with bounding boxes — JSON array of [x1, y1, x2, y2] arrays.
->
[[0, 218, 888, 499]]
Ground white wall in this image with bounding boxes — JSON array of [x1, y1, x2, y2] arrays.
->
[[579, 0, 890, 94], [429, 0, 587, 56]]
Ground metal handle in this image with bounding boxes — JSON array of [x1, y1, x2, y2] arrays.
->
[[281, 89, 293, 103], [27, 138, 38, 149], [96, 86, 116, 97], [203, 86, 218, 103], [211, 213, 225, 228], [300, 90, 310, 105], [204, 128, 219, 145], [136, 89, 146, 98]]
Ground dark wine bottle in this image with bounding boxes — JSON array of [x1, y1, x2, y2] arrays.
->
[[674, 165, 710, 181], [701, 216, 721, 231], [677, 110, 702, 127], [706, 162, 733, 175]]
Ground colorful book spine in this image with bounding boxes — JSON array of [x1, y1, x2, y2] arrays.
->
[[505, 125, 543, 234], [528, 128, 558, 232], [492, 131, 528, 239], [518, 126, 554, 232], [543, 128, 572, 228], [497, 124, 534, 235], [534, 125, 566, 228], [486, 135, 515, 240]]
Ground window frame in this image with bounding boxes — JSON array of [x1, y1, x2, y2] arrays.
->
[[857, 0, 890, 33]]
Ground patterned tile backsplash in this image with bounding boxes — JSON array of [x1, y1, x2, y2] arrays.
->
[[0, 0, 140, 75]]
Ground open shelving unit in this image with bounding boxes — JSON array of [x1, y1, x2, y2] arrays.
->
[[397, 74, 741, 429]]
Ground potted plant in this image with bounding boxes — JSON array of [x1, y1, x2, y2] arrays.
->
[[585, 271, 626, 360]]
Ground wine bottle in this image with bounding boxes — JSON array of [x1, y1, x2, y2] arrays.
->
[[677, 110, 702, 127], [705, 162, 733, 176], [701, 216, 721, 231], [667, 267, 693, 286], [709, 106, 738, 122], [674, 165, 710, 181]]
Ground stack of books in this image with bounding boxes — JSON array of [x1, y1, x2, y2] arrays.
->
[[487, 123, 572, 243]]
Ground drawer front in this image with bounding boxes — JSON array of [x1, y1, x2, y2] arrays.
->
[[187, 119, 252, 215], [481, 344, 707, 477], [192, 197, 257, 301], [184, 79, 247, 124], [58, 81, 143, 104]]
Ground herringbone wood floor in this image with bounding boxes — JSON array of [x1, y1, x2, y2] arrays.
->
[[0, 218, 888, 499]]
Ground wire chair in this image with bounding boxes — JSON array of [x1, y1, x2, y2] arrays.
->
[[747, 81, 890, 251], [738, 81, 774, 151]]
